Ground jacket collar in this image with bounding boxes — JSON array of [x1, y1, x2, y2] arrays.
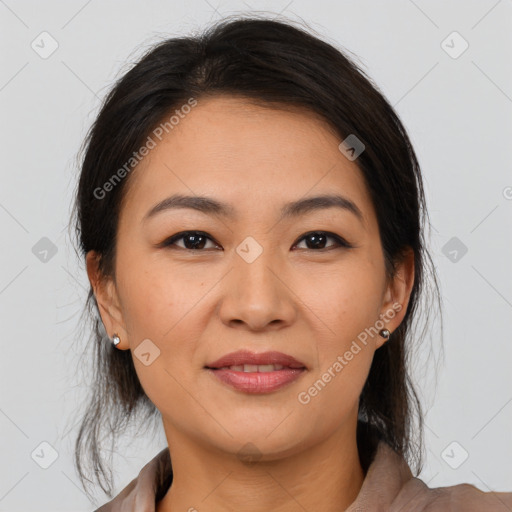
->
[[95, 438, 512, 511]]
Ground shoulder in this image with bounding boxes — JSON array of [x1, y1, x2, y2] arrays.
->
[[397, 478, 512, 511], [93, 447, 172, 512], [353, 438, 512, 512]]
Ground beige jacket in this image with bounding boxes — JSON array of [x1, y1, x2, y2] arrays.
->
[[94, 441, 512, 511]]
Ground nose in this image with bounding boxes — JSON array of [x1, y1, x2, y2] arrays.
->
[[217, 249, 297, 332]]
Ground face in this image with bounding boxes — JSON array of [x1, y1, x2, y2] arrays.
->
[[87, 96, 414, 461]]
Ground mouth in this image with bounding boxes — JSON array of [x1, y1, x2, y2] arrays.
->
[[204, 350, 307, 393], [207, 363, 302, 372], [205, 349, 307, 370]]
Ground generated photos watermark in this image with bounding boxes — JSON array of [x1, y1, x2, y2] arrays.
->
[[297, 302, 402, 405], [93, 97, 198, 200]]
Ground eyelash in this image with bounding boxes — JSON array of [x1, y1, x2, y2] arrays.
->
[[159, 230, 353, 252]]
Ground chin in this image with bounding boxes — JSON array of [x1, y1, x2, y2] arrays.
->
[[199, 414, 314, 459]]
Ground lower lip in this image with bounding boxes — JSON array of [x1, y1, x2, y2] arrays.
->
[[207, 368, 306, 393]]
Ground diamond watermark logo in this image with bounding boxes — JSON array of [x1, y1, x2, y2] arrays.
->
[[441, 31, 469, 59], [441, 236, 468, 263], [236, 236, 263, 264], [31, 441, 59, 469], [134, 338, 161, 366], [338, 134, 365, 161], [237, 442, 263, 465], [32, 237, 58, 263], [441, 441, 469, 469], [31, 31, 59, 59]]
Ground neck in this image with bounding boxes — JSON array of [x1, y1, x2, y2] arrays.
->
[[157, 419, 365, 512]]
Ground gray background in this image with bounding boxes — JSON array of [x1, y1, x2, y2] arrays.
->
[[1, 0, 511, 510]]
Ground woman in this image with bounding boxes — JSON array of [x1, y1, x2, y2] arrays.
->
[[72, 15, 512, 511]]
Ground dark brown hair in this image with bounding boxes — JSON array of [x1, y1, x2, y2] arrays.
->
[[70, 14, 442, 503]]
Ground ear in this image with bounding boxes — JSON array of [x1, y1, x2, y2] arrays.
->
[[86, 250, 129, 350], [376, 247, 415, 349]]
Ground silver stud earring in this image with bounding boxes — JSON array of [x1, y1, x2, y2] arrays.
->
[[379, 329, 391, 339], [111, 333, 121, 347]]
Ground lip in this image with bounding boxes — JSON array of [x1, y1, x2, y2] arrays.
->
[[207, 368, 306, 393], [205, 350, 307, 369], [204, 350, 307, 394]]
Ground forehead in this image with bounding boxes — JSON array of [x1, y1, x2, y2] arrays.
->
[[119, 96, 376, 228]]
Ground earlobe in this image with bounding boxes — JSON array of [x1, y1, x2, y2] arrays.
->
[[86, 251, 128, 349]]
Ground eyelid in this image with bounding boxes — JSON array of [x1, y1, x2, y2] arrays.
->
[[157, 230, 220, 250], [158, 230, 353, 251], [292, 231, 353, 250]]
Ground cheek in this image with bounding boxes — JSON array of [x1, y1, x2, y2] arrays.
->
[[296, 271, 379, 430], [292, 255, 384, 414], [117, 251, 203, 340], [114, 254, 208, 403], [295, 256, 385, 348]]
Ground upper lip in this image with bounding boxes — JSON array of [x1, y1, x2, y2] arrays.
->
[[205, 350, 307, 369]]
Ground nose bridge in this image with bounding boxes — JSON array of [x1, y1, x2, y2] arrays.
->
[[218, 236, 295, 330], [234, 237, 282, 301]]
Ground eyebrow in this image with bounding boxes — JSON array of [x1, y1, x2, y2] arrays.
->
[[142, 193, 365, 225]]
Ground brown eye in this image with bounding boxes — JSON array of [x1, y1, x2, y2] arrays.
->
[[293, 231, 352, 250], [159, 230, 352, 252], [161, 231, 219, 250]]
